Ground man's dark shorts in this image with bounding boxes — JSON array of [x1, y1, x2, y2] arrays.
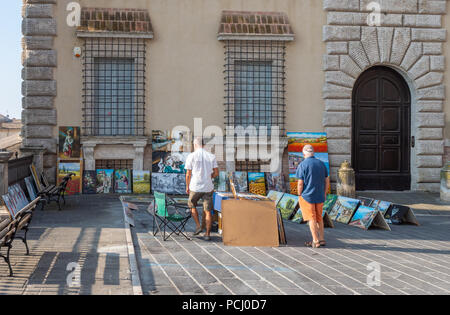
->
[[188, 191, 214, 213]]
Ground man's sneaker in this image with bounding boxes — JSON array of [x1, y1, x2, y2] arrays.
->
[[203, 235, 211, 241], [193, 227, 203, 236]]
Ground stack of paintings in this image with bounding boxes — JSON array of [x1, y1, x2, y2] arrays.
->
[[287, 132, 330, 195], [248, 172, 266, 196], [151, 173, 186, 195], [358, 196, 419, 226]]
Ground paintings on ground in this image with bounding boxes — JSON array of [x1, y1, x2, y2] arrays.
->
[[58, 126, 81, 160], [58, 162, 82, 195], [133, 171, 151, 194], [349, 205, 378, 230], [324, 194, 338, 213], [267, 190, 284, 207], [96, 169, 114, 194], [329, 196, 360, 223], [230, 172, 248, 193], [248, 172, 266, 196]]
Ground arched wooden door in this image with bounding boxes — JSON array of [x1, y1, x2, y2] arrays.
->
[[352, 66, 411, 191]]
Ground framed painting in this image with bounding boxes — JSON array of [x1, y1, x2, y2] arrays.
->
[[152, 129, 192, 152], [59, 126, 81, 159], [152, 151, 189, 173], [133, 171, 151, 194], [277, 193, 299, 220], [57, 162, 82, 195], [331, 196, 360, 224], [323, 194, 338, 214], [218, 172, 230, 192], [96, 169, 114, 194], [289, 174, 299, 195], [289, 153, 304, 174], [266, 173, 285, 192], [230, 172, 248, 193], [349, 205, 378, 230], [30, 164, 43, 191], [370, 200, 392, 216], [267, 190, 284, 207], [291, 208, 303, 224], [248, 172, 266, 196], [82, 170, 97, 194], [151, 173, 186, 195], [115, 170, 132, 194], [287, 132, 328, 153]]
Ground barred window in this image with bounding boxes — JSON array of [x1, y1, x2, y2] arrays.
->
[[95, 159, 133, 170], [224, 40, 286, 135], [94, 58, 135, 136], [82, 38, 146, 137], [235, 160, 271, 172]]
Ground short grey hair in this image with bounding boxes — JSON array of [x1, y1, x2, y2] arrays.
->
[[303, 144, 314, 156]]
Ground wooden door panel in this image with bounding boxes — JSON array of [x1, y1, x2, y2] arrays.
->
[[352, 67, 411, 191]]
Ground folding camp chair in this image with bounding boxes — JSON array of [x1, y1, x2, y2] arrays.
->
[[152, 191, 192, 241]]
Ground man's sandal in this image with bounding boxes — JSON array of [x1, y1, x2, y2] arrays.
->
[[305, 241, 321, 248], [319, 240, 327, 247]]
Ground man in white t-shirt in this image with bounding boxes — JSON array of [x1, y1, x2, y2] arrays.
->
[[185, 137, 219, 241]]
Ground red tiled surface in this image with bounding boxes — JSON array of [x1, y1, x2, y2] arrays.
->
[[78, 8, 153, 34], [218, 10, 294, 36]]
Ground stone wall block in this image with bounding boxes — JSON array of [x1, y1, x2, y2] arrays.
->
[[22, 80, 57, 96], [22, 36, 53, 50], [378, 27, 394, 63], [340, 54, 362, 78], [390, 28, 411, 65], [323, 26, 361, 41], [361, 27, 380, 64], [416, 113, 445, 127], [416, 85, 445, 100], [325, 71, 356, 88], [22, 18, 56, 36], [416, 140, 445, 155], [416, 128, 443, 140], [24, 4, 53, 18], [418, 0, 447, 14], [22, 109, 57, 125], [411, 28, 446, 42], [400, 42, 422, 70], [22, 96, 54, 109], [323, 0, 360, 11], [328, 139, 352, 155], [22, 67, 53, 80], [325, 127, 352, 139], [22, 49, 56, 67], [325, 99, 352, 112], [348, 41, 370, 69], [323, 112, 352, 127], [430, 56, 445, 71], [416, 100, 443, 112], [323, 83, 353, 99], [408, 56, 429, 80], [415, 72, 443, 89], [323, 55, 340, 71]]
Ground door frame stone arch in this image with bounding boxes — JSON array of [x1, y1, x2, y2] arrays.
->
[[322, 1, 446, 192]]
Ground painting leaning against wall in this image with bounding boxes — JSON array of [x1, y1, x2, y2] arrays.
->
[[58, 127, 81, 160]]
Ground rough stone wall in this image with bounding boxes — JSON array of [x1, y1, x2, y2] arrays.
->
[[323, 0, 447, 192], [21, 0, 57, 182]]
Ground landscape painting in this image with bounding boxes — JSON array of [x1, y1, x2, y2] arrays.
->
[[58, 126, 81, 159], [289, 174, 299, 195], [385, 204, 410, 225], [329, 196, 360, 223], [349, 205, 378, 230], [277, 193, 299, 220], [231, 172, 248, 193], [151, 173, 186, 195], [248, 172, 266, 196], [287, 132, 328, 153], [82, 170, 97, 194], [267, 190, 284, 206], [152, 151, 189, 174], [57, 162, 81, 195], [133, 171, 151, 194], [115, 170, 132, 194], [370, 200, 392, 216], [359, 197, 375, 207], [96, 169, 114, 194], [266, 173, 285, 192], [323, 194, 338, 213]]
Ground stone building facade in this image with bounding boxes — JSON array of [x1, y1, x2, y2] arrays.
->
[[20, 0, 450, 192]]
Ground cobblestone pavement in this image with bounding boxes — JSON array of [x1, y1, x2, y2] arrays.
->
[[132, 193, 450, 295], [0, 195, 133, 295], [0, 193, 448, 295]]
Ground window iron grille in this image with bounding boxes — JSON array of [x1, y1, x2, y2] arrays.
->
[[82, 37, 146, 137], [95, 159, 133, 170], [224, 40, 286, 135]]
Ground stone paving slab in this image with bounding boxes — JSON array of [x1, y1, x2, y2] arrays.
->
[[0, 195, 134, 295], [132, 196, 450, 295]]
